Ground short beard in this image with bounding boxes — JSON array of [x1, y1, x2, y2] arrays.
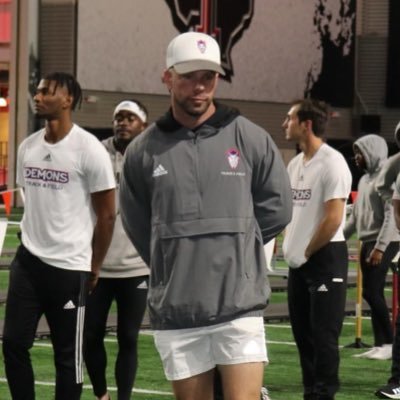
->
[[114, 137, 132, 154], [176, 97, 212, 118]]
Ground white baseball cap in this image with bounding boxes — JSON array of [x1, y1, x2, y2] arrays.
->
[[113, 100, 147, 123], [166, 32, 225, 75]]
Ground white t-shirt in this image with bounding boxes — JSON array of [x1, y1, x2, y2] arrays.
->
[[17, 124, 116, 271], [282, 143, 352, 268]]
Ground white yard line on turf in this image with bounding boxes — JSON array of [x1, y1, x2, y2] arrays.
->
[[29, 339, 363, 351], [266, 324, 292, 328], [266, 340, 297, 346], [32, 338, 301, 347], [266, 321, 356, 328], [0, 377, 173, 396]]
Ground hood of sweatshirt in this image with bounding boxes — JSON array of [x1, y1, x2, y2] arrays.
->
[[102, 136, 117, 155], [354, 134, 388, 174]]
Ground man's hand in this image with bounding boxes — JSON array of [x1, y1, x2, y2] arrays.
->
[[367, 248, 384, 266], [87, 271, 99, 293]]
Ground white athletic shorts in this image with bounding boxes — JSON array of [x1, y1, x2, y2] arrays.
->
[[153, 316, 268, 381]]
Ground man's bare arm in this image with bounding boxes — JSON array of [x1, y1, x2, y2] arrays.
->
[[305, 198, 346, 259]]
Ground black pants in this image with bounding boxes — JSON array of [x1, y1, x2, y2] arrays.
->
[[84, 275, 148, 400], [391, 311, 400, 383], [2, 244, 88, 400], [288, 242, 348, 400], [360, 241, 398, 346], [390, 250, 400, 383]]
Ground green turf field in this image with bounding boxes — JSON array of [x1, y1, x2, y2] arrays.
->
[[0, 314, 391, 399], [0, 208, 393, 399]]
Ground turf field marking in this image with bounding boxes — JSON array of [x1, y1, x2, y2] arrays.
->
[[266, 324, 292, 328], [267, 340, 297, 346], [31, 336, 302, 348], [0, 377, 173, 396]]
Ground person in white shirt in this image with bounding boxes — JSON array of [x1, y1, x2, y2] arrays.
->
[[84, 100, 150, 400], [2, 72, 116, 400], [282, 98, 352, 400]]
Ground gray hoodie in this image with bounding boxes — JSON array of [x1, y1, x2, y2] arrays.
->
[[100, 137, 149, 278], [120, 104, 292, 329], [375, 121, 400, 201], [344, 134, 399, 250]]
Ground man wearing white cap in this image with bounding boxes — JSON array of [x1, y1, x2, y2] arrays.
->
[[120, 32, 292, 400], [84, 100, 150, 400]]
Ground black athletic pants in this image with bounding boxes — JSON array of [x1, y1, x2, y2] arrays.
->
[[84, 275, 148, 400], [391, 312, 400, 383], [360, 241, 398, 347], [2, 244, 88, 400], [390, 249, 400, 383], [288, 242, 348, 400]]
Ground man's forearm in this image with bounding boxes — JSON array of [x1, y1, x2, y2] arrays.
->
[[91, 215, 115, 274], [305, 218, 342, 259], [305, 198, 346, 259]]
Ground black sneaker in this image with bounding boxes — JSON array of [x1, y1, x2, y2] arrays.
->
[[376, 383, 400, 398]]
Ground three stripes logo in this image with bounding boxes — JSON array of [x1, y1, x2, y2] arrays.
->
[[152, 164, 168, 177]]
